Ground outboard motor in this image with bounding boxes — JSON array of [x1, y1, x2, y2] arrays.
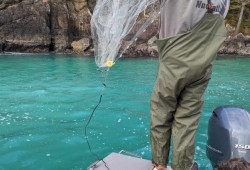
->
[[206, 106, 250, 169]]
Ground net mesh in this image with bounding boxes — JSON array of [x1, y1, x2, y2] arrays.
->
[[91, 0, 159, 68]]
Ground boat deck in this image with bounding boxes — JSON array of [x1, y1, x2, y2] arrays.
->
[[87, 151, 172, 170]]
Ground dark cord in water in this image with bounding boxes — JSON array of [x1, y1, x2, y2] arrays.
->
[[84, 70, 110, 170]]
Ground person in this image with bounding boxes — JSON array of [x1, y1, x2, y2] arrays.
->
[[150, 0, 230, 170], [217, 158, 250, 170]]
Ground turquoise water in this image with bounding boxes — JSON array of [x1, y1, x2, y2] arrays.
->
[[0, 54, 249, 170]]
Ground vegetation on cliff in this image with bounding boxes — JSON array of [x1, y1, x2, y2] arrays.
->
[[226, 0, 250, 35]]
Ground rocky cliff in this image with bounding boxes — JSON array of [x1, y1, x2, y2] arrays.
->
[[0, 0, 249, 56], [0, 0, 94, 53], [219, 25, 250, 55]]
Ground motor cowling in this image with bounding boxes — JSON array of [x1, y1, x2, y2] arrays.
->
[[206, 106, 250, 169]]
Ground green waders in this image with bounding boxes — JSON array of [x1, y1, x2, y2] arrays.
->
[[150, 14, 227, 170]]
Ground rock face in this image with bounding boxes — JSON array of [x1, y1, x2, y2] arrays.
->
[[0, 0, 51, 52], [71, 38, 90, 53], [121, 19, 159, 58], [0, 0, 249, 56], [0, 0, 93, 53], [219, 33, 250, 55], [218, 24, 250, 56]]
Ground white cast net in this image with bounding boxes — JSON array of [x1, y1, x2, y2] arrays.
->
[[91, 0, 159, 68]]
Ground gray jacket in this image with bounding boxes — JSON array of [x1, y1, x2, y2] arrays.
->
[[159, 0, 230, 39]]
